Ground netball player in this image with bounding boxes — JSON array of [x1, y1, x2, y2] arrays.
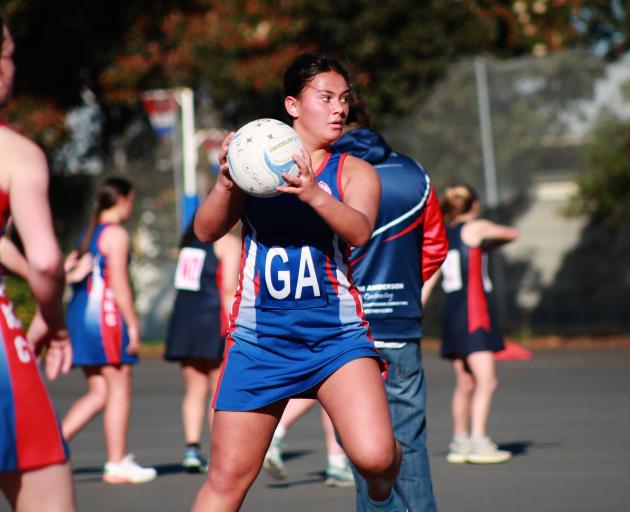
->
[[63, 177, 157, 484], [434, 184, 517, 464], [192, 53, 405, 511], [0, 15, 76, 511]]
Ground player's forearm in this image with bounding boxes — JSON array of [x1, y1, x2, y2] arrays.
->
[[27, 258, 66, 331], [307, 190, 373, 247], [108, 273, 139, 331], [195, 183, 244, 242]]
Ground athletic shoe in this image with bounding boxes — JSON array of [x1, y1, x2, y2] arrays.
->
[[182, 447, 208, 473], [103, 454, 157, 484], [466, 437, 512, 464], [262, 436, 287, 480], [446, 438, 470, 464], [324, 463, 355, 488]]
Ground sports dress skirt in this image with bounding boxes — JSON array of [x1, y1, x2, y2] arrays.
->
[[67, 224, 138, 367], [0, 291, 68, 472]]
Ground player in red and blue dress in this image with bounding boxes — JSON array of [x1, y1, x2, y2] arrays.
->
[[192, 53, 406, 512], [435, 183, 518, 465], [0, 16, 75, 509], [215, 151, 380, 411], [62, 177, 156, 484], [67, 223, 137, 367], [0, 191, 68, 473]]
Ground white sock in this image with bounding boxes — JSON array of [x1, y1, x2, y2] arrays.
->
[[274, 424, 287, 439], [327, 452, 347, 468], [453, 433, 469, 444]]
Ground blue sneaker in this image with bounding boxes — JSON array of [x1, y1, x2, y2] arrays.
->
[[182, 447, 207, 473]]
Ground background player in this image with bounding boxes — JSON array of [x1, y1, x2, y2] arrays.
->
[[62, 177, 157, 484], [192, 52, 405, 512], [165, 221, 240, 473], [333, 99, 447, 511], [0, 15, 76, 511], [427, 183, 517, 464]]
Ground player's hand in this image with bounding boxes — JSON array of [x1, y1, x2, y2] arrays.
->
[[126, 324, 141, 355], [65, 251, 93, 284], [277, 147, 321, 203], [45, 330, 72, 381], [217, 132, 237, 191]]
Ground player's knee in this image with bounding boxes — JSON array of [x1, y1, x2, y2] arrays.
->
[[353, 439, 398, 477], [88, 387, 108, 410], [207, 459, 254, 496]]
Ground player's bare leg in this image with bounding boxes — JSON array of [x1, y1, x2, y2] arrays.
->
[[0, 462, 75, 512], [317, 358, 402, 502], [192, 399, 288, 511]]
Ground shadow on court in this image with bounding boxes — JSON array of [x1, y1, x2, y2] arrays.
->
[[40, 347, 630, 512]]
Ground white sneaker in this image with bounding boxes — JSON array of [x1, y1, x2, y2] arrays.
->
[[466, 437, 511, 464], [446, 438, 470, 464], [262, 436, 286, 480], [103, 454, 157, 484]]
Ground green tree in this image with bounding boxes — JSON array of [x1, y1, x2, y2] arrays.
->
[[570, 110, 630, 223]]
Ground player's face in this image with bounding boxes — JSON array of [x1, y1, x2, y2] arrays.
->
[[0, 27, 15, 108], [292, 71, 351, 147], [118, 191, 135, 221]]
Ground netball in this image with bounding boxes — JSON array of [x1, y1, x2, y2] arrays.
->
[[226, 118, 303, 197]]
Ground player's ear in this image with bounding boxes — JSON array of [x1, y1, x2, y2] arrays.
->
[[284, 96, 299, 119]]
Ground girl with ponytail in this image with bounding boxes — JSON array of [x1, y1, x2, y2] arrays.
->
[[63, 177, 157, 484]]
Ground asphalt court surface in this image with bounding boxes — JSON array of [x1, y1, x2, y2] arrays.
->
[[5, 347, 629, 511]]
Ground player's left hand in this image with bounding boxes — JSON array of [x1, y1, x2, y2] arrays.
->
[[45, 331, 72, 381], [277, 147, 321, 204]]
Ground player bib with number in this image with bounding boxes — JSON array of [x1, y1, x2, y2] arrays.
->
[[174, 247, 206, 291]]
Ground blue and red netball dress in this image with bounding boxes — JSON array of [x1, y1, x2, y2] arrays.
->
[[214, 152, 379, 411], [67, 224, 137, 366], [165, 236, 226, 362], [440, 223, 504, 359], [0, 180, 68, 471]]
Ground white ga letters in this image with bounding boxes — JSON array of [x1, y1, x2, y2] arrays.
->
[[264, 246, 321, 300]]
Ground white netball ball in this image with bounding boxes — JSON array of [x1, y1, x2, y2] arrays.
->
[[226, 118, 303, 198]]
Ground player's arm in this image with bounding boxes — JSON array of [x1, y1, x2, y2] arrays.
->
[[213, 232, 241, 319], [0, 235, 28, 279], [421, 186, 448, 283], [7, 135, 65, 334], [100, 225, 141, 353], [464, 219, 519, 249], [195, 132, 247, 242], [421, 267, 441, 307], [279, 151, 380, 246]]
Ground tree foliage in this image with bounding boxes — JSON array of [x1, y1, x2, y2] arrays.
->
[[569, 111, 630, 222], [3, 0, 616, 143]]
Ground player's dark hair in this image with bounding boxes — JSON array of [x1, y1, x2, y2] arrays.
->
[[283, 53, 350, 100], [441, 183, 478, 224], [78, 177, 134, 256]]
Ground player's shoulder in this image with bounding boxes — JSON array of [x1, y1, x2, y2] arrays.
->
[[342, 153, 377, 175], [0, 125, 46, 162]]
